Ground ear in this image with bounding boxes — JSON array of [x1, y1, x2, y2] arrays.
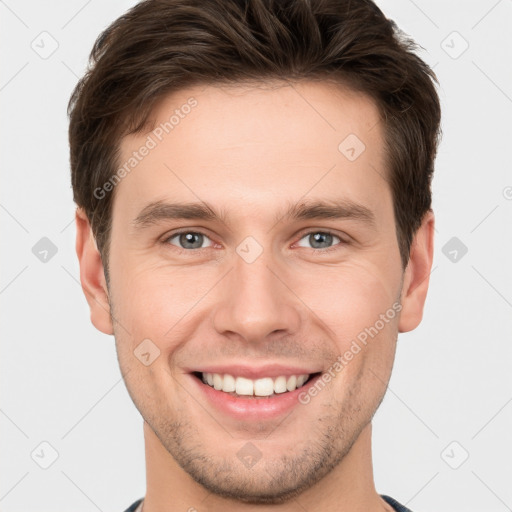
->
[[75, 207, 114, 335], [398, 210, 435, 333]]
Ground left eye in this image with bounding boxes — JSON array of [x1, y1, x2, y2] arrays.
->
[[296, 231, 342, 250]]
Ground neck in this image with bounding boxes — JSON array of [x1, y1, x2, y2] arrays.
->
[[140, 421, 392, 512]]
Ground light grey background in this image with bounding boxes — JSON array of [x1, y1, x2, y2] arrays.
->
[[1, 1, 511, 511]]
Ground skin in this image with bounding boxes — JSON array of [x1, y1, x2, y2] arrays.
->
[[75, 80, 434, 512]]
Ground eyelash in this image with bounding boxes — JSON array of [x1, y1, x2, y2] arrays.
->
[[161, 229, 348, 254]]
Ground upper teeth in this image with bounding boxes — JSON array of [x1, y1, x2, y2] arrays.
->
[[201, 372, 310, 396]]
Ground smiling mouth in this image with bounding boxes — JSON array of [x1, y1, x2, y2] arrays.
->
[[191, 371, 321, 398]]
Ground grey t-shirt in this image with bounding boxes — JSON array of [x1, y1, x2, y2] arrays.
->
[[123, 494, 413, 511]]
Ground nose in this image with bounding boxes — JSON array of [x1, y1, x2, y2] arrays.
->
[[212, 248, 302, 345]]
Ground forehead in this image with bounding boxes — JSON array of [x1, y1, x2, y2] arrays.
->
[[114, 80, 389, 225]]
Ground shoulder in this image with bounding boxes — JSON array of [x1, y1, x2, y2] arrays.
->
[[122, 497, 144, 512], [381, 494, 415, 512]]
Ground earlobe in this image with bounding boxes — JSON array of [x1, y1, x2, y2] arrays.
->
[[398, 210, 435, 333], [75, 208, 114, 335]]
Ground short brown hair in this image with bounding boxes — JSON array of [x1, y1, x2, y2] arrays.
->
[[68, 0, 442, 281]]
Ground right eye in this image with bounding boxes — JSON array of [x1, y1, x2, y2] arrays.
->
[[164, 231, 215, 251]]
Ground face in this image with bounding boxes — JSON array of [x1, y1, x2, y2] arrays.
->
[[77, 80, 433, 504]]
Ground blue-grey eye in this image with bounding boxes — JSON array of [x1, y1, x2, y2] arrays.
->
[[167, 232, 213, 250], [297, 232, 341, 250]]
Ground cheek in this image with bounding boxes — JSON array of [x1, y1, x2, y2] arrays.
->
[[328, 313, 398, 415], [295, 261, 400, 378], [295, 259, 401, 327], [110, 259, 217, 336]]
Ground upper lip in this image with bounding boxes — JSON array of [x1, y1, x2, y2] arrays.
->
[[189, 364, 322, 380]]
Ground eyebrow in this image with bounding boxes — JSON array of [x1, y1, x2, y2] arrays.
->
[[131, 198, 376, 231]]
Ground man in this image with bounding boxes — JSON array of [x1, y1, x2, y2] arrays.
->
[[69, 0, 441, 510]]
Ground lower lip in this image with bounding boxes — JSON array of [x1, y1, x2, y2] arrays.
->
[[188, 373, 322, 421]]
